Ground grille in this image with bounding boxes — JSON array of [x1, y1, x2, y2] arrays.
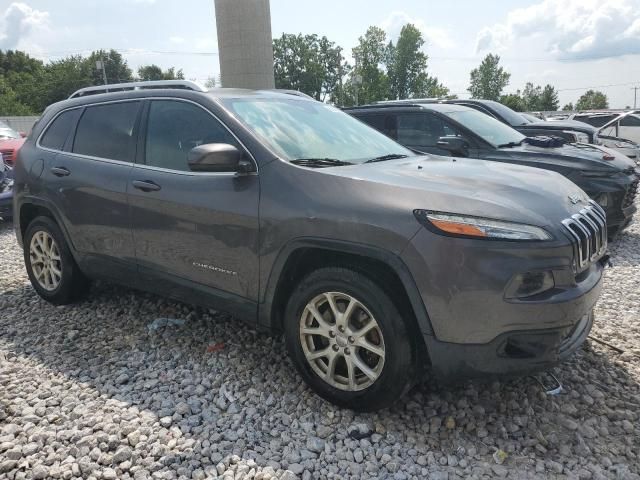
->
[[623, 178, 639, 208], [0, 148, 15, 165], [561, 200, 607, 270]]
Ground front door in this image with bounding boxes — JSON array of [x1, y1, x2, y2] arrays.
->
[[128, 99, 260, 306]]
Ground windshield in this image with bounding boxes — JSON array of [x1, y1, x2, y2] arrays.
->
[[482, 100, 530, 126], [221, 97, 413, 163], [444, 109, 526, 147], [0, 127, 20, 140]]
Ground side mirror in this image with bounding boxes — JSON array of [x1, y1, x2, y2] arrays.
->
[[437, 136, 469, 156], [187, 143, 251, 173]]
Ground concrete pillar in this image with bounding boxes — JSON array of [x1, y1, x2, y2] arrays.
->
[[214, 0, 275, 89]]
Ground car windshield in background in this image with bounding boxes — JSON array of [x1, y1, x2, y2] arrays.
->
[[482, 100, 530, 126], [222, 97, 413, 164], [0, 128, 20, 140], [444, 109, 526, 148]]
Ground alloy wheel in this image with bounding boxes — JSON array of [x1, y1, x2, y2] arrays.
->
[[29, 231, 62, 291], [299, 291, 385, 391]]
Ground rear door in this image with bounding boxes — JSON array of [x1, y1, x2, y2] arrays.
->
[[42, 100, 141, 278], [128, 98, 260, 306]]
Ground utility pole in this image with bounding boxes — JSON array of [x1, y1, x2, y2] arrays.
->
[[96, 55, 108, 87], [632, 86, 639, 110]]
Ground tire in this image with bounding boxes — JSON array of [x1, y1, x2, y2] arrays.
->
[[23, 216, 90, 304], [284, 267, 417, 411]]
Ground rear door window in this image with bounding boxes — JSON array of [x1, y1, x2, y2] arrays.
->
[[73, 101, 141, 162], [40, 109, 82, 151]]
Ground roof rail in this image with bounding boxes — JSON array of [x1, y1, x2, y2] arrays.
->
[[69, 80, 207, 99], [373, 98, 441, 105]]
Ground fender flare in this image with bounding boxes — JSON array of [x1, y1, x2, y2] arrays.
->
[[258, 237, 434, 337], [17, 196, 82, 263]]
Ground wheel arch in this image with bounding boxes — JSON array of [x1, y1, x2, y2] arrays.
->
[[18, 197, 78, 259], [259, 238, 434, 341]]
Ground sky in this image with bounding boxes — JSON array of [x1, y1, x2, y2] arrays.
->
[[1, 0, 640, 108]]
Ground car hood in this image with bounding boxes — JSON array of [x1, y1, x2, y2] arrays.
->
[[533, 119, 597, 132], [326, 155, 589, 228], [0, 138, 26, 150], [501, 141, 637, 172]]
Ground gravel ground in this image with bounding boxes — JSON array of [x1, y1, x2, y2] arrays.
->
[[0, 210, 639, 480]]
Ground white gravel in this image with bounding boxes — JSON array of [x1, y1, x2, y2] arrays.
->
[[1, 208, 639, 480]]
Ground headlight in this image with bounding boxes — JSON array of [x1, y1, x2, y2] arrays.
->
[[0, 179, 12, 193], [414, 210, 553, 241]]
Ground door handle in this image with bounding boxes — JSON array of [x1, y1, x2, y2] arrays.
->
[[132, 180, 161, 192], [51, 166, 70, 177]]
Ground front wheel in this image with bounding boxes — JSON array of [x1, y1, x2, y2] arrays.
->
[[284, 267, 417, 411]]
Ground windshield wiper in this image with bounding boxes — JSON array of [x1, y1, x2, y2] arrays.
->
[[290, 158, 354, 168], [498, 140, 524, 148], [364, 153, 410, 163]]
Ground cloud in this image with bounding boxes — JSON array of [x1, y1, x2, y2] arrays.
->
[[476, 0, 640, 60], [169, 36, 185, 44], [0, 2, 49, 50], [380, 11, 455, 49]]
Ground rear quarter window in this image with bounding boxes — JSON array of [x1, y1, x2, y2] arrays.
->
[[40, 109, 82, 151]]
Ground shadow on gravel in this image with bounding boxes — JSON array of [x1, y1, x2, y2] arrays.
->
[[1, 272, 639, 478]]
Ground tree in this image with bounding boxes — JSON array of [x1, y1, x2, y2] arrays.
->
[[273, 33, 346, 101], [562, 102, 574, 111], [522, 82, 542, 110], [387, 24, 430, 99], [468, 54, 510, 101], [41, 55, 92, 108], [539, 85, 559, 111], [86, 49, 133, 85], [352, 26, 389, 105], [0, 76, 34, 115], [137, 64, 184, 81], [204, 77, 216, 89], [576, 90, 609, 110], [500, 92, 526, 112]]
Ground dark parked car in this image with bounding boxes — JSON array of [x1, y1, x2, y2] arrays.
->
[[441, 99, 601, 144], [14, 81, 607, 410], [347, 102, 639, 237], [0, 156, 13, 220]]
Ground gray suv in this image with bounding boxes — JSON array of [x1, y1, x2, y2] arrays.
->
[[13, 81, 607, 411]]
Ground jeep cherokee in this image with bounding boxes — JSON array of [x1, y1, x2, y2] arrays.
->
[[13, 81, 607, 411]]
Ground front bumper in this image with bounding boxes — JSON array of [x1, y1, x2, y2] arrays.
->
[[402, 227, 604, 379], [424, 309, 594, 379]]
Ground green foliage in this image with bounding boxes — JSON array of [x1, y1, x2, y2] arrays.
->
[[500, 93, 526, 112], [351, 26, 389, 105], [562, 102, 574, 111], [468, 54, 510, 101], [86, 49, 133, 84], [576, 90, 609, 110], [138, 64, 184, 81], [539, 84, 559, 111], [273, 33, 346, 102], [388, 24, 426, 99], [0, 76, 35, 115], [0, 48, 185, 114], [204, 77, 216, 89]]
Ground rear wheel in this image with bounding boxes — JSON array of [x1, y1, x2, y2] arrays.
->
[[23, 216, 89, 304], [284, 267, 417, 411]]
